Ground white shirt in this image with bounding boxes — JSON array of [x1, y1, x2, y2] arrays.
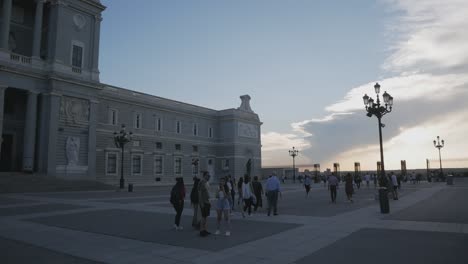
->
[[242, 182, 252, 199], [365, 174, 370, 181]]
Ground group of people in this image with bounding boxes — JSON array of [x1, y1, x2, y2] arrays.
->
[[169, 172, 283, 237], [320, 171, 403, 203]]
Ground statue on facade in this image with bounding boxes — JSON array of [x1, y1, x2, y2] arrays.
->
[[246, 158, 252, 177], [66, 136, 80, 166], [238, 95, 253, 112]]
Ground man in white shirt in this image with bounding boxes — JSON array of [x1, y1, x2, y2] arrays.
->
[[365, 174, 370, 188]]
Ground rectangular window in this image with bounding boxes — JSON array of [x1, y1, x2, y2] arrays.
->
[[154, 156, 163, 175], [192, 158, 199, 175], [176, 121, 181, 134], [134, 113, 142, 129], [156, 142, 163, 150], [192, 145, 198, 152], [209, 127, 213, 138], [132, 155, 142, 175], [222, 159, 229, 171], [106, 152, 118, 174], [72, 45, 83, 68], [174, 157, 182, 175], [109, 109, 118, 125], [193, 123, 198, 136], [133, 140, 141, 147], [156, 117, 162, 131], [175, 144, 181, 151]]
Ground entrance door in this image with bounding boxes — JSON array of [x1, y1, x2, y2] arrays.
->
[[0, 134, 13, 171]]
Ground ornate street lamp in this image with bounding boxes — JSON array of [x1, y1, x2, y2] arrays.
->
[[289, 147, 299, 182], [114, 124, 133, 189], [363, 83, 393, 187], [433, 136, 445, 178]]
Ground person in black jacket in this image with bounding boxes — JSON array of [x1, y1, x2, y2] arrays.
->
[[190, 176, 201, 229], [170, 177, 185, 230], [252, 176, 263, 212]]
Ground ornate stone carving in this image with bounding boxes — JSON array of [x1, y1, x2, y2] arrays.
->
[[73, 14, 87, 30], [238, 95, 254, 112], [238, 122, 258, 139], [66, 136, 80, 166], [60, 96, 90, 125]]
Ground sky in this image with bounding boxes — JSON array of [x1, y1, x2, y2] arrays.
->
[[99, 0, 468, 171]]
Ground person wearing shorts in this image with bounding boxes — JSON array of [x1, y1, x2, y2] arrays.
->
[[215, 177, 231, 236]]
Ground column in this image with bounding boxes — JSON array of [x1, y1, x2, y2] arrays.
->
[[91, 15, 102, 81], [46, 93, 61, 177], [87, 100, 98, 179], [1, 0, 12, 50], [0, 86, 6, 155], [22, 91, 39, 172], [32, 0, 44, 58]]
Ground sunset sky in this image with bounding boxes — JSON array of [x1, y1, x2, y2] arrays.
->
[[100, 0, 468, 171]]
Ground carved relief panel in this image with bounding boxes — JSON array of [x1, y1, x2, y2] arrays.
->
[[238, 122, 258, 139], [60, 96, 90, 125]]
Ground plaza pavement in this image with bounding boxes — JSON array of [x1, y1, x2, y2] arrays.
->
[[1, 179, 468, 263]]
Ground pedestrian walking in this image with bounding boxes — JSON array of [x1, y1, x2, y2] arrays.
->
[[170, 177, 185, 230], [328, 173, 339, 203], [397, 174, 402, 189], [304, 175, 312, 197], [190, 176, 201, 229], [252, 176, 264, 212], [228, 175, 236, 211], [215, 177, 231, 236], [365, 173, 370, 188], [237, 177, 244, 206], [242, 175, 254, 217], [225, 175, 234, 213], [265, 172, 281, 216], [391, 172, 399, 200], [198, 172, 211, 237], [373, 174, 378, 188], [345, 173, 354, 203], [354, 174, 361, 189]]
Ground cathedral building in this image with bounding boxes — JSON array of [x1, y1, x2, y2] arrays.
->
[[0, 0, 262, 185]]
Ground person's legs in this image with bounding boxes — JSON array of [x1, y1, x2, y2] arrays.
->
[[272, 191, 278, 215], [223, 209, 231, 235], [216, 209, 222, 234], [253, 194, 259, 212], [231, 192, 236, 210], [267, 192, 273, 216], [192, 203, 199, 228]]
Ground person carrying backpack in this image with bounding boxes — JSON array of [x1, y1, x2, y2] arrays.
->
[[170, 177, 185, 230]]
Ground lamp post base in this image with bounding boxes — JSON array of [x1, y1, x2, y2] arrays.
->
[[378, 188, 390, 214], [120, 178, 125, 189]]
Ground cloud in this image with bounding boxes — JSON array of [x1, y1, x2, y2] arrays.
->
[[383, 0, 468, 72], [262, 0, 468, 170]]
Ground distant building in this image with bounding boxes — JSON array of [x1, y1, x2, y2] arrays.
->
[[0, 0, 262, 185]]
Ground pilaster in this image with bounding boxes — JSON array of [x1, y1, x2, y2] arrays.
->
[[0, 0, 12, 50], [32, 0, 45, 58], [46, 93, 61, 177], [0, 86, 6, 155], [87, 99, 98, 179], [22, 91, 39, 172], [91, 15, 102, 81]]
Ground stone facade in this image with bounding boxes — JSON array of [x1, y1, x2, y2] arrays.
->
[[0, 0, 262, 185]]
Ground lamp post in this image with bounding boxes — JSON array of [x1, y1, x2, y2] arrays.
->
[[433, 136, 445, 178], [363, 83, 393, 186], [114, 124, 133, 189], [289, 147, 299, 183]]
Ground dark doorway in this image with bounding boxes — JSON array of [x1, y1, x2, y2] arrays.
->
[[0, 134, 14, 172]]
